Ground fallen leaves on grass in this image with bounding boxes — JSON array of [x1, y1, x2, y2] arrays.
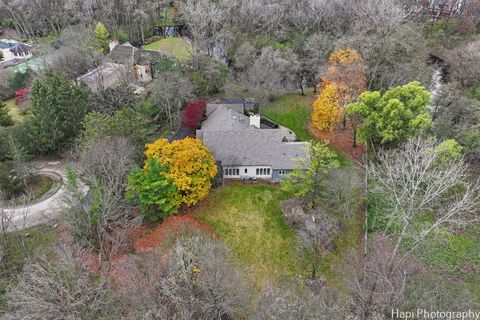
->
[[310, 124, 366, 163]]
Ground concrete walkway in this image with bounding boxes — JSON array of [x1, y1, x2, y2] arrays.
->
[[2, 160, 68, 231]]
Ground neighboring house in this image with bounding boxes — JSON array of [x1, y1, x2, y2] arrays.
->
[[0, 39, 32, 68], [76, 42, 164, 92], [197, 101, 310, 181]]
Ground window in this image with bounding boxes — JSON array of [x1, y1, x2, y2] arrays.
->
[[228, 168, 232, 175], [245, 168, 248, 174], [267, 168, 270, 175], [224, 169, 228, 176], [256, 168, 259, 175], [235, 169, 239, 175]]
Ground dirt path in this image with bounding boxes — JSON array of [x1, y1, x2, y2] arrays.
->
[[3, 160, 69, 231]]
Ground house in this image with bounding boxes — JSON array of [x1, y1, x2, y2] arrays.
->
[[0, 39, 32, 68], [76, 42, 165, 92], [207, 97, 256, 114], [197, 101, 310, 181]]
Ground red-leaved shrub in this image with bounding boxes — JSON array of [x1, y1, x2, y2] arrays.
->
[[181, 100, 206, 129]]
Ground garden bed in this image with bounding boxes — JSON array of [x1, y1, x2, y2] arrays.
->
[[4, 173, 61, 206]]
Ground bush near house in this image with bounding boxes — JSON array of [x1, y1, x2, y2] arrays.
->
[[181, 100, 206, 129]]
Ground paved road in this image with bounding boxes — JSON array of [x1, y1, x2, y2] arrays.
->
[[3, 160, 68, 231]]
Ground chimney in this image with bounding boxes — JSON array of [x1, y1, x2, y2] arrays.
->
[[250, 114, 261, 128], [109, 40, 119, 52]]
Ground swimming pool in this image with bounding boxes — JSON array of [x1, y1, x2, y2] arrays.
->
[[0, 40, 17, 49]]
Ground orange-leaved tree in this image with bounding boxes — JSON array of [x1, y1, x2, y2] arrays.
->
[[145, 137, 217, 206], [312, 48, 366, 139], [326, 48, 366, 111]]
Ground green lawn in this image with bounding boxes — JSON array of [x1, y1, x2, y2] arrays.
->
[[7, 175, 55, 206], [262, 89, 315, 141], [4, 99, 24, 123], [143, 38, 192, 62], [416, 227, 480, 281], [193, 184, 304, 285], [263, 89, 350, 166]]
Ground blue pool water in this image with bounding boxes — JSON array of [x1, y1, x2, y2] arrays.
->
[[0, 40, 16, 49]]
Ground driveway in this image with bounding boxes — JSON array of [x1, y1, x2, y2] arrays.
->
[[2, 160, 69, 232]]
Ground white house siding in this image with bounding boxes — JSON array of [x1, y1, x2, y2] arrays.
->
[[136, 64, 152, 82], [222, 165, 272, 179]]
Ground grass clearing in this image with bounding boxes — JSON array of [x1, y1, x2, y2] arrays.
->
[[263, 89, 350, 166], [262, 89, 315, 141], [192, 184, 304, 286], [4, 99, 24, 123], [144, 38, 192, 62]]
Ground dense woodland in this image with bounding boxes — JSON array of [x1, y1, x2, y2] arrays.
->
[[0, 0, 479, 319]]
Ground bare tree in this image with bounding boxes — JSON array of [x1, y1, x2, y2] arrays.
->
[[63, 137, 138, 261], [402, 273, 480, 312], [445, 40, 480, 89], [351, 139, 480, 318], [324, 167, 362, 220], [1, 245, 116, 320], [344, 234, 418, 318], [0, 193, 31, 266], [177, 0, 232, 60], [234, 46, 298, 111], [152, 71, 194, 130], [41, 26, 101, 81], [254, 283, 347, 320], [368, 138, 479, 267], [297, 211, 339, 280], [118, 227, 253, 319]]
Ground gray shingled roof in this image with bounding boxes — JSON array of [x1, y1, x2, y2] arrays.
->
[[201, 106, 251, 131], [106, 43, 164, 66], [206, 102, 244, 115], [201, 129, 309, 169]]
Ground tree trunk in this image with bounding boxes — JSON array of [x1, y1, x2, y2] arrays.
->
[[352, 125, 357, 148]]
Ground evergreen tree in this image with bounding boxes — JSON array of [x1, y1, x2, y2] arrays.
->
[[0, 101, 13, 127], [27, 73, 87, 154], [94, 22, 110, 54]]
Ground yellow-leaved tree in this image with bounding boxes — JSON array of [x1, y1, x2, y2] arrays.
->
[[312, 48, 366, 134], [312, 81, 342, 131], [145, 137, 217, 206]]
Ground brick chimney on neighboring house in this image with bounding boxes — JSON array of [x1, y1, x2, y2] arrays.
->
[[250, 114, 261, 128]]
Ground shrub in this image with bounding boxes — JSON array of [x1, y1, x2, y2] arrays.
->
[[114, 28, 128, 43], [181, 100, 206, 129], [192, 55, 228, 96], [0, 101, 13, 127], [126, 158, 178, 222], [8, 71, 30, 91]]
